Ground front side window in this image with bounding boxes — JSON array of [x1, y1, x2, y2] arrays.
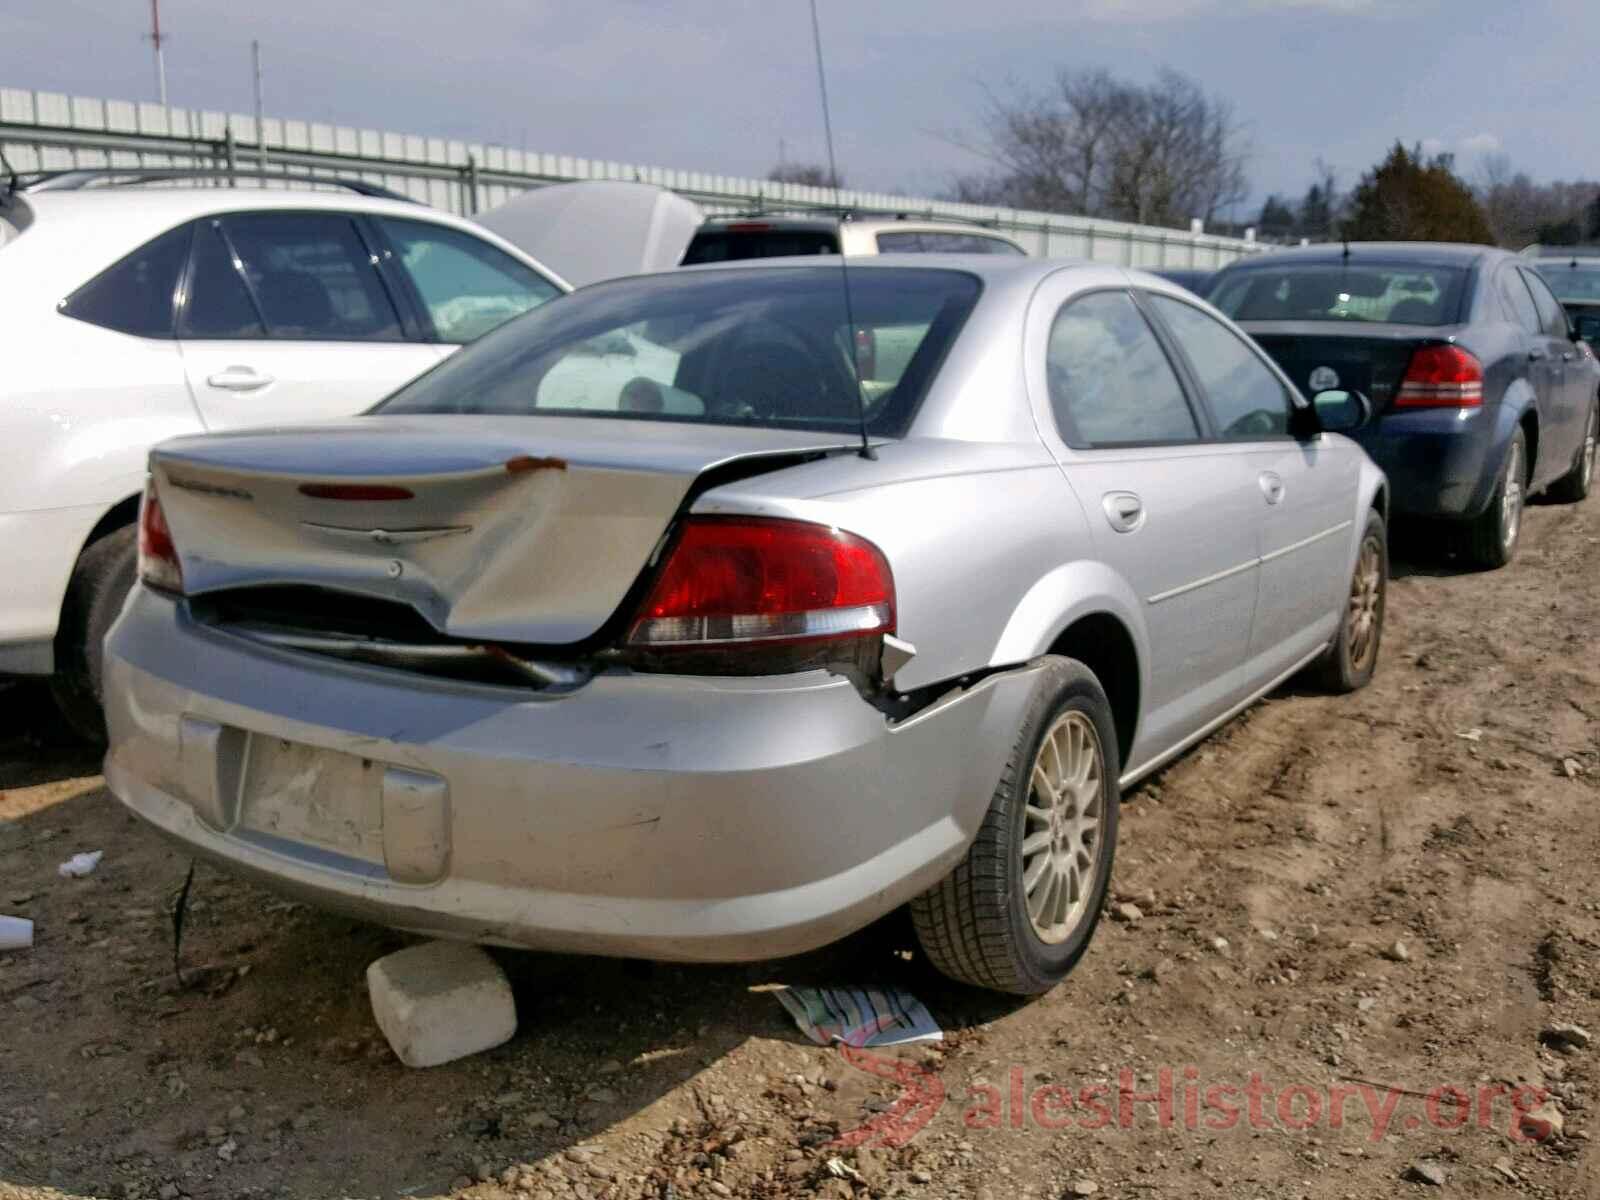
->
[[378, 267, 981, 437], [1045, 290, 1198, 446], [61, 223, 192, 338], [1211, 264, 1467, 326], [377, 217, 561, 343], [876, 231, 1025, 255], [1520, 268, 1572, 338], [220, 212, 403, 342], [1497, 268, 1542, 334], [1149, 294, 1291, 439]]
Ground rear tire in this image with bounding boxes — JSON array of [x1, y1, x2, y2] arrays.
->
[[49, 526, 136, 745], [1546, 398, 1596, 504], [1464, 428, 1526, 570], [910, 657, 1120, 995], [1310, 509, 1386, 693]]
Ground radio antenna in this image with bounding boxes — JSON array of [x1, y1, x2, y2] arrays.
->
[[807, 0, 874, 460]]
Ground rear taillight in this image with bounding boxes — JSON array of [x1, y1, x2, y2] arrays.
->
[[137, 479, 184, 594], [1395, 345, 1483, 408], [624, 516, 894, 674]]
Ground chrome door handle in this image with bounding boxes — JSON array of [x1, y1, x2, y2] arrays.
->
[[1259, 471, 1285, 505], [206, 365, 274, 392], [1102, 492, 1144, 533]]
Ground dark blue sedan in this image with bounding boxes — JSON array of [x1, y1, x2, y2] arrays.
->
[[1208, 243, 1599, 568]]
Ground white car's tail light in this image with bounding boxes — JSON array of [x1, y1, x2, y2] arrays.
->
[[624, 516, 894, 674], [137, 479, 184, 594]]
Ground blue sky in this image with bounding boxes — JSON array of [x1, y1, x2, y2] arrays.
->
[[2, 0, 1594, 222]]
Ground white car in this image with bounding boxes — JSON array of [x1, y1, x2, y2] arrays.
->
[[0, 171, 568, 737]]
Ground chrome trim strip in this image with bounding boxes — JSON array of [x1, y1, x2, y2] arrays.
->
[[1259, 520, 1353, 565], [1146, 558, 1258, 605], [1118, 642, 1328, 789], [1146, 520, 1353, 604]]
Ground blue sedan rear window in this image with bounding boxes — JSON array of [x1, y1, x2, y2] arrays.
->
[[1211, 265, 1467, 326]]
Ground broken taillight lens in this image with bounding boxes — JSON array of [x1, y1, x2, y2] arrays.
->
[[137, 478, 184, 594], [624, 516, 894, 674]]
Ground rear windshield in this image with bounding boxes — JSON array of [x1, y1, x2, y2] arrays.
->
[[1533, 262, 1600, 302], [680, 229, 839, 264], [875, 231, 1025, 255], [1210, 264, 1468, 326], [377, 266, 982, 437]]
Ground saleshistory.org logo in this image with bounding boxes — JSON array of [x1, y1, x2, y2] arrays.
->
[[829, 1048, 1555, 1150]]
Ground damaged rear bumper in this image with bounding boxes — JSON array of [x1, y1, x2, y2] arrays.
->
[[103, 587, 1039, 962]]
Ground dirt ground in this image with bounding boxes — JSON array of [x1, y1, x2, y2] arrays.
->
[[2, 493, 1598, 1200]]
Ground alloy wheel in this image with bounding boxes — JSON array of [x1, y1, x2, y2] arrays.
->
[[1501, 438, 1524, 552], [1022, 710, 1105, 945], [1346, 534, 1383, 672], [1583, 407, 1597, 493]]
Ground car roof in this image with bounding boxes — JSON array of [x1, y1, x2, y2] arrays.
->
[[9, 187, 568, 295], [1217, 241, 1503, 270], [664, 253, 1209, 308], [694, 212, 1020, 237]]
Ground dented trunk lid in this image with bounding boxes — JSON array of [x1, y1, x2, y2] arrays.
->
[[150, 414, 863, 645]]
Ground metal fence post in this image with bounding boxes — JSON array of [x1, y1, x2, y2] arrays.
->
[[463, 153, 480, 215], [223, 126, 236, 187]]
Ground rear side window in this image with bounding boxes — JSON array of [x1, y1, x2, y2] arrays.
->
[[376, 217, 561, 343], [876, 231, 1024, 255], [1212, 265, 1467, 326], [1046, 290, 1199, 446], [220, 213, 403, 341], [680, 229, 839, 264], [60, 223, 192, 338], [180, 223, 265, 338], [1149, 294, 1292, 439], [1520, 269, 1571, 338], [1497, 269, 1541, 334]]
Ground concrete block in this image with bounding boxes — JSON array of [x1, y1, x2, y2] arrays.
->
[[367, 941, 516, 1068]]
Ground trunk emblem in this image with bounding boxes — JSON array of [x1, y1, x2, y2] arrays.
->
[[1309, 366, 1340, 392]]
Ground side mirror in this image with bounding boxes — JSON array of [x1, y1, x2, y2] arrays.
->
[[1310, 388, 1372, 434]]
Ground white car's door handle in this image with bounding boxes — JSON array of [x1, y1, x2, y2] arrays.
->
[[1259, 471, 1285, 505], [1102, 492, 1144, 533], [206, 365, 274, 392]]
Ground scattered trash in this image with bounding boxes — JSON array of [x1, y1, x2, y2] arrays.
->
[[1381, 940, 1410, 963], [1403, 1161, 1445, 1186], [0, 914, 33, 951], [1561, 757, 1584, 779], [1070, 1181, 1100, 1196], [1519, 1099, 1564, 1142], [1455, 728, 1483, 742], [776, 986, 942, 1048], [57, 851, 103, 878], [1491, 1156, 1519, 1184], [1543, 1023, 1592, 1051], [824, 1158, 864, 1182]]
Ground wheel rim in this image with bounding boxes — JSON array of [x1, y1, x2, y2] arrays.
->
[[1022, 710, 1105, 945], [1583, 408, 1596, 492], [1501, 439, 1523, 551], [1345, 534, 1383, 671]]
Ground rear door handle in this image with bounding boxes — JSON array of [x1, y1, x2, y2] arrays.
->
[[1529, 347, 1548, 362], [1259, 471, 1285, 505], [1102, 492, 1144, 533], [205, 365, 274, 392]]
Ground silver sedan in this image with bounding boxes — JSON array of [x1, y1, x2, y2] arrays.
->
[[104, 256, 1388, 995]]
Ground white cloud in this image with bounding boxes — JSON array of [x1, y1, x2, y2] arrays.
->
[[1459, 132, 1502, 155]]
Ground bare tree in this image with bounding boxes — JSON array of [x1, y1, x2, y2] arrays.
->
[[949, 67, 1250, 228]]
